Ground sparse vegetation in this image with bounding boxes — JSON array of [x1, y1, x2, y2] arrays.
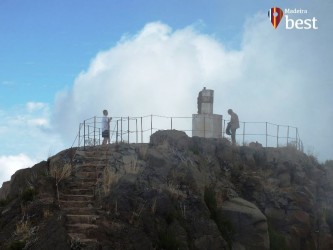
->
[[165, 182, 185, 200], [129, 201, 146, 225], [7, 240, 26, 250], [326, 209, 333, 234], [50, 162, 72, 181], [70, 237, 85, 250], [253, 151, 267, 166], [20, 188, 36, 204], [123, 157, 140, 174], [0, 197, 11, 207], [13, 218, 38, 249], [26, 171, 38, 189], [43, 208, 53, 219], [103, 167, 120, 195], [157, 231, 181, 250], [151, 197, 157, 214], [138, 144, 149, 160], [268, 224, 289, 250], [50, 162, 72, 203], [189, 144, 200, 155], [204, 186, 235, 249], [15, 220, 31, 241]]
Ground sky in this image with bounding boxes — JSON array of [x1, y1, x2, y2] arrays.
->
[[1, 0, 332, 186]]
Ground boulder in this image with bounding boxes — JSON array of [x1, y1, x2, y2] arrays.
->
[[221, 197, 269, 250]]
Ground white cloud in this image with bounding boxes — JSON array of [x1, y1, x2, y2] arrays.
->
[[0, 154, 36, 187], [54, 10, 333, 161], [27, 118, 49, 127], [26, 102, 47, 113], [0, 102, 64, 161], [54, 22, 243, 140]]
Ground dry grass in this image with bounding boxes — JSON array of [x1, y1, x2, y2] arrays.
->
[[129, 201, 146, 224], [50, 162, 72, 204], [43, 208, 53, 218], [14, 219, 38, 243], [103, 167, 120, 195], [26, 171, 38, 189], [138, 144, 149, 160], [15, 220, 30, 241], [50, 163, 72, 182], [123, 157, 140, 174], [165, 182, 186, 200], [151, 198, 157, 214]]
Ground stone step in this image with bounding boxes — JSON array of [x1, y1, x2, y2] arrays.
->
[[59, 200, 93, 208], [62, 207, 96, 215], [66, 214, 99, 224], [70, 176, 96, 182], [74, 171, 97, 179], [80, 162, 108, 168], [76, 150, 100, 157], [73, 165, 97, 172], [62, 189, 94, 196], [67, 223, 98, 232], [67, 183, 96, 190], [76, 152, 109, 158], [74, 161, 109, 169], [68, 179, 96, 187], [68, 233, 99, 245], [60, 194, 94, 202], [68, 232, 87, 240], [77, 239, 100, 250]]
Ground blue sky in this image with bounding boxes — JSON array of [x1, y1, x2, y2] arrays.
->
[[1, 0, 333, 185]]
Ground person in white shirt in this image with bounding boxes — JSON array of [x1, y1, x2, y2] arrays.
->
[[102, 110, 112, 145]]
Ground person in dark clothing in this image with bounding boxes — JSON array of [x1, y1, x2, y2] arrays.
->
[[226, 109, 239, 145]]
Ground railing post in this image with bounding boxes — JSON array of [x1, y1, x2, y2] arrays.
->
[[88, 125, 90, 144], [135, 119, 138, 143], [151, 115, 153, 136], [277, 125, 279, 147], [141, 117, 143, 143], [121, 117, 123, 143], [265, 122, 268, 147], [78, 123, 81, 147], [116, 120, 119, 144], [94, 116, 96, 146], [171, 117, 173, 130], [296, 128, 299, 150], [128, 116, 130, 144], [83, 120, 86, 151], [243, 122, 245, 146], [99, 128, 101, 145], [287, 126, 289, 146]]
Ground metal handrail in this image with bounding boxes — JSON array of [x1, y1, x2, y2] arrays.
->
[[74, 115, 303, 151]]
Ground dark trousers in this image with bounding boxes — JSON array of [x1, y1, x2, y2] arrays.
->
[[231, 128, 236, 145], [226, 123, 237, 145]]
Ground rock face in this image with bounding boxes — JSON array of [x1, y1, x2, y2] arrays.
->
[[0, 130, 332, 249], [221, 198, 269, 250]]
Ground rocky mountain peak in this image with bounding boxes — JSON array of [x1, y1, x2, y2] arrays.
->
[[0, 130, 332, 250]]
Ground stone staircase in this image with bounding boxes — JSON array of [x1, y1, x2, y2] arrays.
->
[[59, 146, 111, 249]]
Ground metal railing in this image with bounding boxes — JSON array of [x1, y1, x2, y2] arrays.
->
[[75, 115, 303, 151]]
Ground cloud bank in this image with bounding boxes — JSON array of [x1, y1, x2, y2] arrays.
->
[[0, 102, 64, 185], [54, 11, 333, 161], [0, 154, 35, 187]]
